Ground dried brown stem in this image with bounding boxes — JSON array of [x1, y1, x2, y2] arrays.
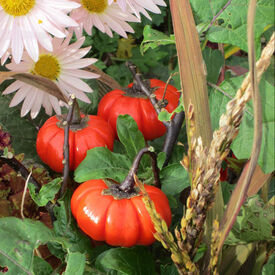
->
[[60, 95, 77, 196], [119, 147, 160, 192], [126, 62, 185, 166]]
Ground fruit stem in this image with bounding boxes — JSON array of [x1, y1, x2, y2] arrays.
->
[[127, 62, 164, 116], [162, 111, 185, 167], [119, 147, 160, 192], [61, 95, 76, 196], [71, 100, 82, 125], [126, 62, 185, 166]]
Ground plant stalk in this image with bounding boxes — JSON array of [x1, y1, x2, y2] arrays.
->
[[169, 0, 224, 261], [60, 95, 77, 196], [119, 147, 160, 192], [127, 62, 185, 166]]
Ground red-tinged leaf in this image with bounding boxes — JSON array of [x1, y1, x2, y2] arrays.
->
[[170, 0, 212, 147], [0, 200, 11, 217], [217, 161, 251, 252], [218, 0, 263, 253], [0, 126, 12, 151], [247, 165, 272, 197]]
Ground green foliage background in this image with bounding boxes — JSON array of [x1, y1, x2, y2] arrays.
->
[[0, 0, 274, 274]]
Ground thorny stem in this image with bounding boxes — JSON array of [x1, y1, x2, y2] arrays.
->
[[126, 62, 185, 166], [119, 147, 160, 192], [60, 95, 77, 196]]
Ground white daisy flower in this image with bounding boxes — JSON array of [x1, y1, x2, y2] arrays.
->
[[108, 0, 166, 19], [0, 0, 80, 64], [70, 0, 140, 38], [1, 51, 10, 65], [2, 34, 99, 119]]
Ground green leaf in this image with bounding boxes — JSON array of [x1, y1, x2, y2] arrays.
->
[[190, 0, 229, 23], [193, 244, 207, 263], [130, 47, 168, 73], [0, 217, 54, 275], [28, 178, 62, 207], [221, 181, 236, 204], [209, 75, 275, 173], [206, 0, 274, 56], [262, 253, 275, 275], [268, 178, 275, 200], [77, 79, 99, 115], [160, 163, 190, 196], [95, 247, 157, 275], [74, 147, 131, 183], [53, 194, 96, 258], [160, 264, 178, 275], [158, 110, 173, 122], [64, 252, 86, 275], [106, 64, 132, 87], [202, 47, 224, 83], [225, 196, 274, 245], [158, 96, 184, 122], [91, 30, 119, 54], [32, 256, 53, 275], [116, 115, 145, 162], [141, 25, 175, 54], [157, 152, 166, 170]]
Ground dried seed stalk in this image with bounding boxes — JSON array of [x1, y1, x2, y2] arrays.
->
[[135, 33, 274, 274], [180, 32, 274, 259], [209, 220, 221, 275], [134, 175, 198, 274]]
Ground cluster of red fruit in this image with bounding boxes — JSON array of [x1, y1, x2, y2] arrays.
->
[[36, 79, 179, 247]]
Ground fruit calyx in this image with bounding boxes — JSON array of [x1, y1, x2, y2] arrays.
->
[[102, 180, 141, 199], [129, 78, 153, 97], [102, 147, 160, 199], [56, 102, 89, 131]]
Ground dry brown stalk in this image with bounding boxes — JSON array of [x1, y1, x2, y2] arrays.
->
[[135, 32, 274, 274], [180, 32, 274, 259], [208, 220, 221, 275], [134, 175, 199, 275]]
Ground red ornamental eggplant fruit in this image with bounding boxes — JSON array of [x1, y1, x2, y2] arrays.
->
[[97, 79, 181, 140], [36, 115, 114, 172], [71, 179, 172, 247], [220, 153, 237, 182]]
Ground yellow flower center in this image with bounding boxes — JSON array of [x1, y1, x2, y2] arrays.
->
[[0, 0, 35, 16], [81, 0, 107, 13], [31, 54, 61, 81]]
